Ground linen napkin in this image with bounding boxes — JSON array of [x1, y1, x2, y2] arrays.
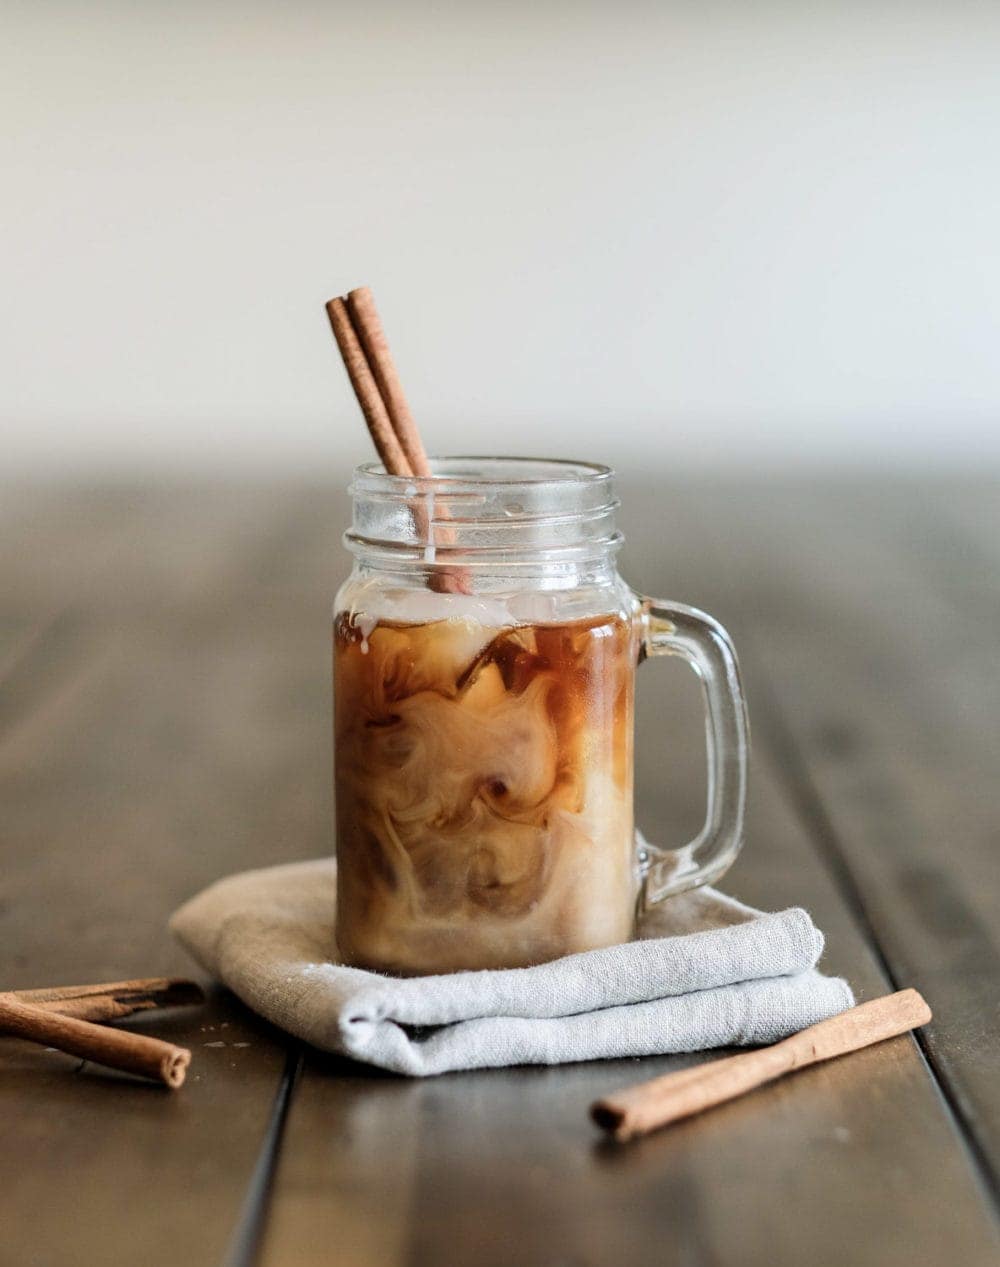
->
[[170, 857, 853, 1077]]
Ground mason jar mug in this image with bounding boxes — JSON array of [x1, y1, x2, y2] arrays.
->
[[333, 458, 748, 975]]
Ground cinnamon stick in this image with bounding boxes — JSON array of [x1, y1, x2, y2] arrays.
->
[[14, 977, 203, 1023], [591, 989, 931, 1142], [0, 992, 192, 1088], [326, 286, 471, 593], [326, 297, 413, 478], [346, 286, 432, 477]]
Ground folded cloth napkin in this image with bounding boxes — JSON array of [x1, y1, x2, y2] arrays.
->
[[170, 858, 853, 1077]]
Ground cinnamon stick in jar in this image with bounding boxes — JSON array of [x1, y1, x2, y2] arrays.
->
[[345, 286, 432, 479], [325, 297, 413, 478], [325, 286, 471, 594]]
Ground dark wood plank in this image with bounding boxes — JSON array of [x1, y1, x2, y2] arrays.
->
[[8, 479, 997, 1266], [655, 476, 1000, 1194], [0, 483, 339, 1267], [257, 479, 1000, 1267]]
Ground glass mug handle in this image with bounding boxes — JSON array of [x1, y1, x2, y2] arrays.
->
[[633, 594, 750, 907]]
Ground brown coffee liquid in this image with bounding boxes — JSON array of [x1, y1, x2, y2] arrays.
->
[[334, 611, 637, 973]]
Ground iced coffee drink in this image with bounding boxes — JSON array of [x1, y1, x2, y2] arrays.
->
[[334, 607, 638, 974], [332, 456, 749, 975]]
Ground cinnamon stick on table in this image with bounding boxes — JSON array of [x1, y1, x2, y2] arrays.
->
[[591, 989, 932, 1142], [14, 976, 203, 1023], [0, 991, 193, 1089]]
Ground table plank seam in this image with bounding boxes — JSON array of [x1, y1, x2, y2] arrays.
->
[[222, 1047, 303, 1267]]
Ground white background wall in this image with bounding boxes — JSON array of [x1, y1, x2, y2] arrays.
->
[[3, 1, 1000, 476]]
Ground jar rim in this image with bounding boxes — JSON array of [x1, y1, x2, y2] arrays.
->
[[352, 455, 614, 489], [346, 455, 620, 570]]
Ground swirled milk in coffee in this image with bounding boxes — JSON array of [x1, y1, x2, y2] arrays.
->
[[334, 606, 637, 973]]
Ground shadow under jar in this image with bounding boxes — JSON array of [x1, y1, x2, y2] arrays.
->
[[334, 458, 748, 975]]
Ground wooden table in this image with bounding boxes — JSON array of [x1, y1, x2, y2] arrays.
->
[[2, 477, 998, 1267]]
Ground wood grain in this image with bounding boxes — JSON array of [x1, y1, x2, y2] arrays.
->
[[3, 478, 999, 1267], [256, 479, 1000, 1267], [0, 484, 333, 1267], [258, 724, 999, 1267], [662, 476, 1000, 1194]]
